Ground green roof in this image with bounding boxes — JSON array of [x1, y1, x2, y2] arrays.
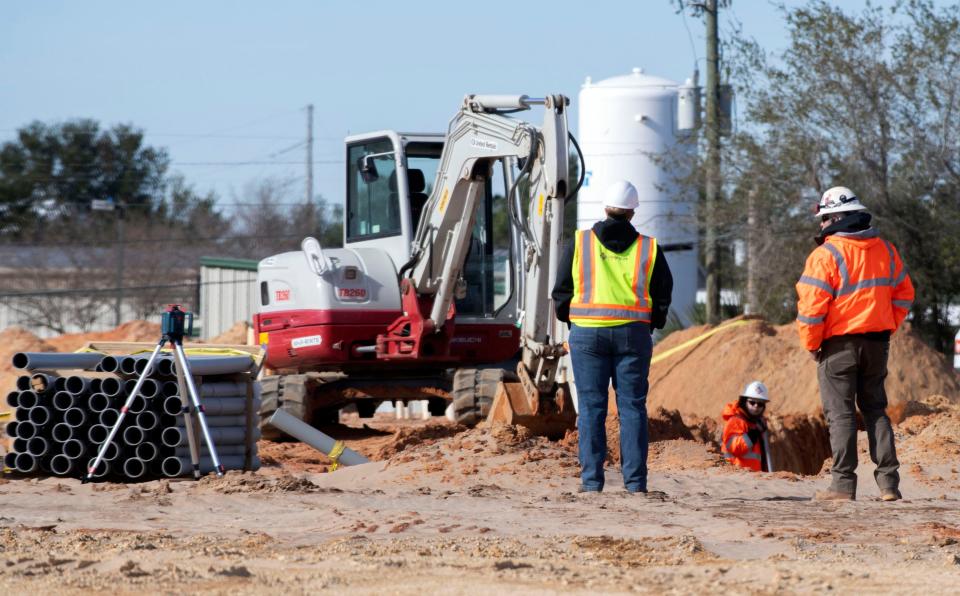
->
[[200, 256, 259, 271]]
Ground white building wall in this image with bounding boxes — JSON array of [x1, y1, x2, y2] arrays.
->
[[199, 265, 258, 340]]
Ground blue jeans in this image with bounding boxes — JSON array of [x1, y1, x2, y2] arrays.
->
[[569, 322, 652, 492]]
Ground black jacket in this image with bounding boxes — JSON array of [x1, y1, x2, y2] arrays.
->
[[552, 218, 673, 329]]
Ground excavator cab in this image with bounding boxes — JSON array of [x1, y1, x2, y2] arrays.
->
[[344, 131, 516, 323], [256, 95, 578, 437]]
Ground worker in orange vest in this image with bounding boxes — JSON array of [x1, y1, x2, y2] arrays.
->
[[796, 186, 914, 502], [722, 381, 771, 472]]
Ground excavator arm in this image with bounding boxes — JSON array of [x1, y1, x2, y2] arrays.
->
[[375, 93, 579, 437]]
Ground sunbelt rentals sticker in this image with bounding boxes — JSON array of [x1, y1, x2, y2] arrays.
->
[[291, 335, 322, 349]]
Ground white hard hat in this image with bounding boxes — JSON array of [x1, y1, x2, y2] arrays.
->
[[740, 380, 770, 402], [816, 186, 866, 216], [604, 180, 639, 210]]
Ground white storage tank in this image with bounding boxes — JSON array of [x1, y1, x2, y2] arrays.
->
[[578, 67, 698, 327]]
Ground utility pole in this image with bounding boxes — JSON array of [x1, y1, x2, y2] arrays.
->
[[745, 186, 757, 315], [703, 0, 722, 324], [114, 201, 125, 326], [306, 104, 314, 205]]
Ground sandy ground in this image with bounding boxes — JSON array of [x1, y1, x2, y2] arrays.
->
[[1, 414, 959, 595]]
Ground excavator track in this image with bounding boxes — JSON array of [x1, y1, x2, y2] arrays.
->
[[259, 373, 315, 440], [451, 368, 512, 426]]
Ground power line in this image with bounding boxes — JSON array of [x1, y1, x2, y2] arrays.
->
[[172, 160, 342, 166], [0, 277, 257, 300], [1, 231, 341, 248]]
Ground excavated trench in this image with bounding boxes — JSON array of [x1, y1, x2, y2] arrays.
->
[[606, 407, 833, 475], [766, 414, 832, 475]]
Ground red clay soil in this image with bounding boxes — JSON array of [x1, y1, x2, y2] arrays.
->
[[0, 327, 55, 411], [207, 321, 252, 345], [43, 320, 161, 353], [258, 415, 466, 474], [648, 317, 960, 421]]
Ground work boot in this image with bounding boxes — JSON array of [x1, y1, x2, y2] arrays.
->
[[880, 489, 902, 502], [578, 486, 602, 494], [813, 489, 855, 501]]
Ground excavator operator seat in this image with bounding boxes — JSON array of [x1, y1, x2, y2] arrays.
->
[[388, 169, 429, 232]]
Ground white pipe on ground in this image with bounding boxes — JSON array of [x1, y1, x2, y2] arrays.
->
[[266, 408, 369, 467]]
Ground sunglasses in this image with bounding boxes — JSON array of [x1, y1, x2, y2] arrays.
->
[[746, 400, 766, 408]]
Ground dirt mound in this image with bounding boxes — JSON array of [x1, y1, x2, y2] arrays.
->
[[258, 440, 333, 474], [374, 424, 467, 459], [383, 423, 579, 486], [208, 321, 251, 345], [649, 317, 960, 421], [0, 326, 55, 397], [196, 470, 325, 493], [895, 396, 960, 463], [44, 320, 161, 353]]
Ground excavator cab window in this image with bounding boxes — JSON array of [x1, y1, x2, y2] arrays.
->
[[346, 138, 400, 240]]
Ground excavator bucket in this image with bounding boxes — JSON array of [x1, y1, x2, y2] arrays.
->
[[487, 378, 577, 440]]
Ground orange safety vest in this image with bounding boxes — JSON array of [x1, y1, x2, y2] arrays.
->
[[721, 401, 764, 472], [569, 229, 657, 327], [795, 233, 914, 351]]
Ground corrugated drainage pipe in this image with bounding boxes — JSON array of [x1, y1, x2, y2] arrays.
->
[[50, 454, 77, 476], [15, 452, 38, 473], [123, 457, 147, 479], [12, 352, 104, 371], [161, 455, 260, 477]]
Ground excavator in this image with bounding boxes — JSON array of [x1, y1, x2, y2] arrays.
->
[[254, 93, 582, 439]]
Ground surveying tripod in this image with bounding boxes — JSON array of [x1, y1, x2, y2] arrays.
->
[[84, 305, 225, 482]]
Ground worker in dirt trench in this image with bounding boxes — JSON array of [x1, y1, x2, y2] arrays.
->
[[796, 186, 914, 502], [722, 381, 772, 472], [552, 180, 672, 494]]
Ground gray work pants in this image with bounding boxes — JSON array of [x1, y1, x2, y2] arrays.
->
[[817, 335, 900, 495]]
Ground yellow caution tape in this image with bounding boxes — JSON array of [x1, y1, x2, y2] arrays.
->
[[126, 346, 256, 362], [181, 347, 256, 359], [651, 319, 751, 365], [74, 347, 108, 354], [328, 440, 346, 472]]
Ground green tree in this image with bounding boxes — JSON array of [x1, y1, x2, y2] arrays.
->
[[727, 0, 960, 352], [0, 120, 169, 236]]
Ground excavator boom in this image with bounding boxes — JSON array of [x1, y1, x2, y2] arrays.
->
[[375, 93, 579, 437]]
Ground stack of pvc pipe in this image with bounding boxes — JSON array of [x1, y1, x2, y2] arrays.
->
[[4, 351, 260, 480]]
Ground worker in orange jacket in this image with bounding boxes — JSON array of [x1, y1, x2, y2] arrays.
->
[[722, 381, 771, 472], [796, 186, 914, 502]]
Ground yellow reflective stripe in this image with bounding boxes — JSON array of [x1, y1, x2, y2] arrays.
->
[[569, 306, 652, 321], [572, 230, 597, 307], [572, 231, 656, 326], [644, 238, 657, 307]]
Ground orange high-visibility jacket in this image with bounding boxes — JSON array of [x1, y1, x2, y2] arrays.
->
[[795, 231, 914, 351], [721, 401, 764, 472]]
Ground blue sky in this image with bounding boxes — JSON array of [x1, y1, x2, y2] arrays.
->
[[1, 1, 895, 212]]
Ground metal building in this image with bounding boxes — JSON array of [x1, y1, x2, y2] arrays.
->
[[199, 257, 258, 341]]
